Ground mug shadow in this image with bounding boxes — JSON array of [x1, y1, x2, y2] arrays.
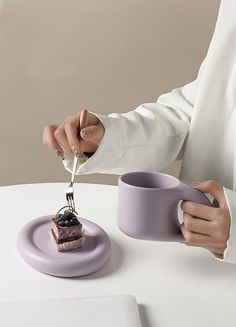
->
[[138, 304, 153, 327], [77, 237, 124, 280], [172, 248, 236, 276]]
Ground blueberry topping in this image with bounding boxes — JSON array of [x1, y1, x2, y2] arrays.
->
[[55, 209, 79, 227], [58, 220, 65, 227], [65, 220, 72, 227], [71, 217, 79, 225], [65, 212, 76, 219], [56, 213, 63, 221], [64, 210, 74, 216]]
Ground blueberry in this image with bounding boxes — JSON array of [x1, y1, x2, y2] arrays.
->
[[63, 211, 71, 217], [57, 214, 66, 222], [71, 217, 78, 225], [64, 210, 74, 216], [65, 220, 72, 227], [58, 220, 65, 227]]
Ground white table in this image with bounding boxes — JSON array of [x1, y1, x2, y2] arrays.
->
[[0, 183, 236, 327]]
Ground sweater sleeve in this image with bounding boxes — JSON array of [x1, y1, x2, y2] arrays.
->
[[63, 61, 205, 175], [220, 187, 236, 263]]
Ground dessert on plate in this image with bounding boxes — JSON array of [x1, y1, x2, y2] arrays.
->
[[49, 209, 85, 252]]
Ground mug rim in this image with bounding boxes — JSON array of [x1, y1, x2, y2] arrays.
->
[[119, 171, 179, 190]]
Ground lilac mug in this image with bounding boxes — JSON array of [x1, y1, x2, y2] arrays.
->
[[117, 172, 212, 242]]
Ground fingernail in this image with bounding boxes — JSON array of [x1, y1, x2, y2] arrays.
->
[[72, 146, 85, 158], [78, 153, 88, 165], [72, 146, 79, 157], [191, 182, 200, 187], [81, 129, 91, 139], [55, 149, 65, 160], [78, 153, 86, 159]]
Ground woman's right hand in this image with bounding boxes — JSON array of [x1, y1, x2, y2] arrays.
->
[[42, 110, 105, 158]]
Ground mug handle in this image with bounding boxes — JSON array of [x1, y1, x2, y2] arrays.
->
[[178, 182, 212, 206], [174, 183, 212, 241]]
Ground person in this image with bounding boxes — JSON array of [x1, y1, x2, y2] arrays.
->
[[42, 0, 236, 263]]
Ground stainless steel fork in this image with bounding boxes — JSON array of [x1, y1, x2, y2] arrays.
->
[[65, 109, 88, 211], [66, 155, 79, 210]]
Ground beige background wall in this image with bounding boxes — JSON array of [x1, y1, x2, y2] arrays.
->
[[0, 0, 220, 186]]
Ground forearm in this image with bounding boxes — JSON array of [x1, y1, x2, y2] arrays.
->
[[63, 99, 191, 175], [63, 68, 203, 175]]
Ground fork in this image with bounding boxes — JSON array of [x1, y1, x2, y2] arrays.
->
[[65, 110, 88, 211], [66, 155, 79, 210]]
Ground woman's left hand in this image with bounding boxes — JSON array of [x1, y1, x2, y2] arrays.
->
[[181, 180, 231, 258]]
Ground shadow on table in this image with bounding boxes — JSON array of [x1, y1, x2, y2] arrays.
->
[[79, 237, 124, 280], [171, 250, 236, 276], [138, 304, 152, 327]]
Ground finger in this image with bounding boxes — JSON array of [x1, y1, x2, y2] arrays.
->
[[181, 224, 213, 246], [79, 109, 88, 130], [63, 121, 81, 155], [183, 243, 225, 256], [183, 213, 212, 235], [42, 125, 63, 154], [80, 125, 105, 144], [192, 180, 226, 208], [81, 139, 101, 153], [181, 201, 217, 221], [54, 125, 71, 152], [204, 246, 225, 256]]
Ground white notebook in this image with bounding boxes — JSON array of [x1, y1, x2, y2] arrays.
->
[[0, 295, 142, 327]]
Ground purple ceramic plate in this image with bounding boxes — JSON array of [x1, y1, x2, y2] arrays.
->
[[17, 216, 111, 277]]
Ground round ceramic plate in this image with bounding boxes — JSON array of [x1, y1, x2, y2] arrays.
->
[[17, 216, 111, 277]]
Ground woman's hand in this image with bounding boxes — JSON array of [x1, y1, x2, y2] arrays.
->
[[42, 110, 105, 158], [181, 180, 230, 258]]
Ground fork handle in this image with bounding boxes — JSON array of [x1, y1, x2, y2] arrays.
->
[[71, 110, 87, 182], [71, 156, 79, 183]]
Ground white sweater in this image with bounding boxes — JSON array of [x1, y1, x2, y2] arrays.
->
[[64, 0, 236, 263]]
